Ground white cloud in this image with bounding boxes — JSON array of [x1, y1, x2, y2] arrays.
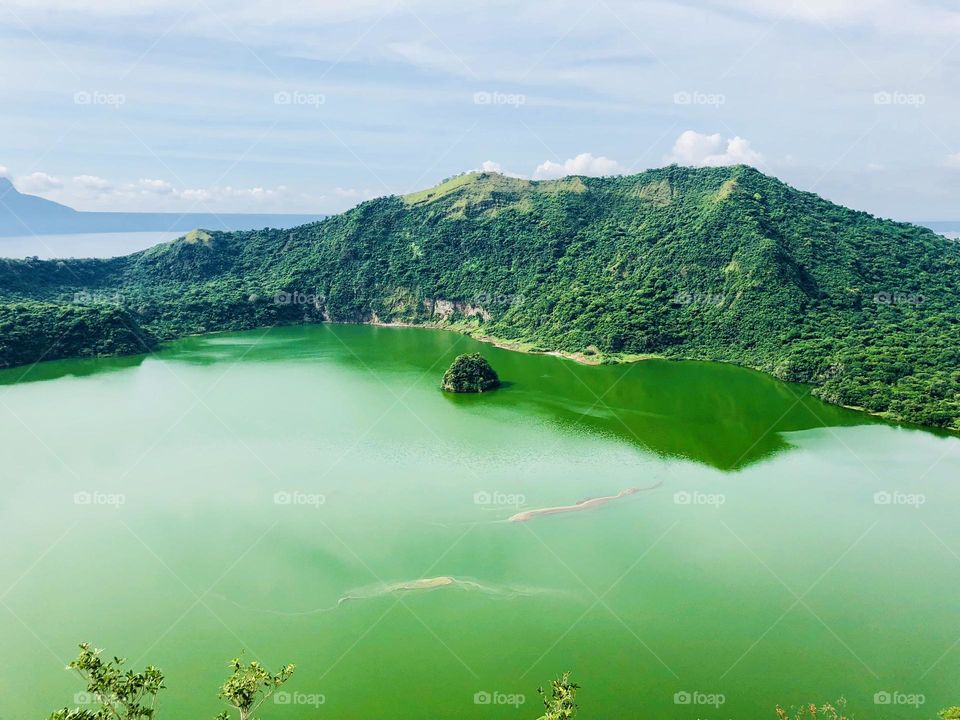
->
[[137, 178, 174, 194], [666, 130, 765, 168], [946, 153, 960, 168], [73, 174, 113, 191], [16, 172, 63, 193], [533, 153, 625, 180], [865, 162, 885, 172], [478, 160, 525, 178], [0, 165, 10, 179], [710, 0, 960, 35]]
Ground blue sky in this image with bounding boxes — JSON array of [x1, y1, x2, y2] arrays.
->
[[1, 0, 958, 219]]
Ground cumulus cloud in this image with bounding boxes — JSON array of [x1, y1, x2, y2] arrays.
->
[[478, 160, 525, 178], [532, 153, 625, 180], [17, 171, 64, 193], [666, 130, 765, 168], [0, 165, 10, 179]]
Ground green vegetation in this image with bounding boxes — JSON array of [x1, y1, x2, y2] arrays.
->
[[48, 643, 165, 720], [48, 644, 294, 720], [776, 699, 848, 720], [441, 352, 500, 392], [1, 165, 957, 429], [538, 671, 579, 719], [48, 644, 575, 719], [215, 657, 295, 720]]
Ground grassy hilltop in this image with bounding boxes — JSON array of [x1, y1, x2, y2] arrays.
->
[[1, 165, 957, 429]]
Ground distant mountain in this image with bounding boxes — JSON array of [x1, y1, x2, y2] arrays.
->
[[0, 166, 957, 430], [0, 177, 324, 236]]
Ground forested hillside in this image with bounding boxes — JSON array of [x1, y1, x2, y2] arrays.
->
[[1, 165, 957, 429]]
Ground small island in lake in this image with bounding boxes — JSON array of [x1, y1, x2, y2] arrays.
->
[[441, 353, 500, 393]]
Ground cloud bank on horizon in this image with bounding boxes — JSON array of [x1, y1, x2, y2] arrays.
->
[[1, 0, 958, 218]]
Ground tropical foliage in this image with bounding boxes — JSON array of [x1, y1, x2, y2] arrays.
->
[[1, 166, 957, 429]]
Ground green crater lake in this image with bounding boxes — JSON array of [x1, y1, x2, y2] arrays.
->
[[1, 324, 958, 719]]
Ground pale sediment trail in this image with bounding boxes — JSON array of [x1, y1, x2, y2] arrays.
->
[[507, 481, 663, 522], [209, 577, 555, 617]]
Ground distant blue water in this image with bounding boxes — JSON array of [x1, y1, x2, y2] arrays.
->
[[0, 231, 184, 259], [918, 221, 960, 239]]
